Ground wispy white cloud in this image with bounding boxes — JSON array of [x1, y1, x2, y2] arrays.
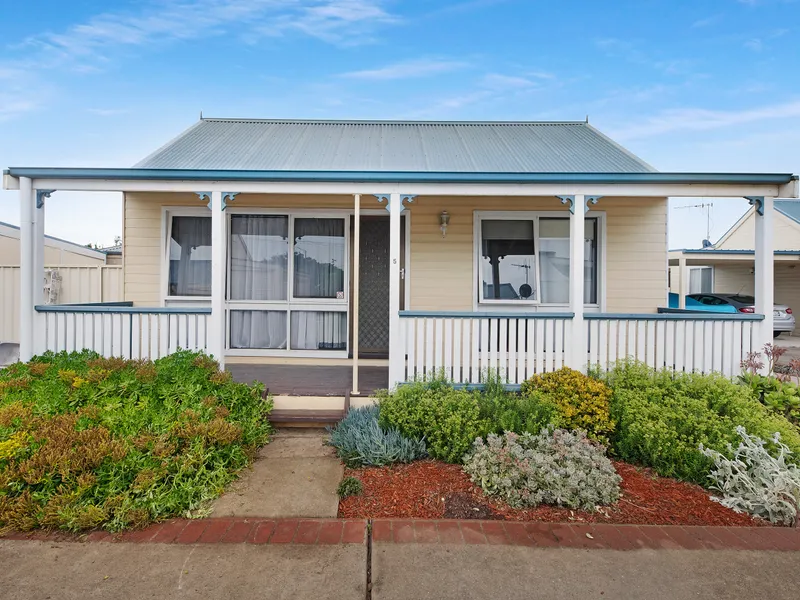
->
[[609, 99, 800, 140], [340, 58, 467, 80], [0, 0, 398, 120], [691, 14, 722, 28]]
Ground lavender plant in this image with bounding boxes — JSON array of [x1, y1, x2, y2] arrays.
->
[[463, 428, 621, 511], [701, 426, 800, 526]]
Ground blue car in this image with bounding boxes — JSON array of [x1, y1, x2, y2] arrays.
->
[[667, 293, 795, 336]]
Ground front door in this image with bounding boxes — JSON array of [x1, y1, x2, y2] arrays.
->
[[351, 216, 405, 358]]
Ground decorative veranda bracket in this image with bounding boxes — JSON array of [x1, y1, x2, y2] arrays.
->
[[35, 189, 54, 209], [222, 192, 239, 211], [374, 194, 415, 213], [557, 194, 602, 214], [195, 192, 212, 209], [746, 196, 765, 216]]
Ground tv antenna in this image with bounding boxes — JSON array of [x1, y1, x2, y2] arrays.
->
[[676, 202, 714, 247]]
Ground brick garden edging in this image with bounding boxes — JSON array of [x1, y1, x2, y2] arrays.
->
[[2, 518, 800, 551]]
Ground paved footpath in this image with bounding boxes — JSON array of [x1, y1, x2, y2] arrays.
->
[[2, 519, 800, 600]]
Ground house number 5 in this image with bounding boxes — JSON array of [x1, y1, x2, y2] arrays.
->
[[393, 259, 397, 264]]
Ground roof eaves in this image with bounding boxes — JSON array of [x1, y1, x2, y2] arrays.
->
[[5, 168, 797, 185]]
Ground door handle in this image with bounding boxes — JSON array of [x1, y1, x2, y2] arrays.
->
[[400, 268, 405, 280]]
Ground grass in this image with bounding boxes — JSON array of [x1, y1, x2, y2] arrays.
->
[[0, 349, 272, 532]]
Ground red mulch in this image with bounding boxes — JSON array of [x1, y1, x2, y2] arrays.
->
[[338, 459, 765, 527]]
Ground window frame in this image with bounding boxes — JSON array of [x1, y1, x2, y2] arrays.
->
[[473, 210, 606, 312], [688, 266, 714, 295], [224, 207, 351, 358], [161, 207, 213, 306]]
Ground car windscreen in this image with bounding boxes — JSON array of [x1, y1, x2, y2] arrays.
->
[[729, 295, 755, 304]]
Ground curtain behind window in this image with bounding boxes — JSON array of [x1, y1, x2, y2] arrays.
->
[[293, 218, 345, 299], [230, 215, 289, 300], [538, 218, 598, 304], [169, 216, 211, 296]]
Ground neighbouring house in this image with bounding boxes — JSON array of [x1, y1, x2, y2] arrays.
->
[[0, 221, 123, 344], [669, 200, 800, 336], [3, 118, 798, 402]]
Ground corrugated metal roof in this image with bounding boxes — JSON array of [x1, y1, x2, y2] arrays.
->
[[776, 200, 800, 225], [134, 118, 657, 173]]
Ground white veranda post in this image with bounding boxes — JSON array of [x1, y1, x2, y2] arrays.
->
[[32, 191, 46, 353], [753, 196, 775, 355], [388, 192, 404, 388], [18, 177, 34, 362], [678, 257, 688, 309], [209, 190, 227, 368], [568, 195, 586, 370]]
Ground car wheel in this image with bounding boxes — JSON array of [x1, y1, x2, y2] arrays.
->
[[773, 331, 783, 338]]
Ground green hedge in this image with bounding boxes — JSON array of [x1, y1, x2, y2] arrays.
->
[[603, 361, 800, 484]]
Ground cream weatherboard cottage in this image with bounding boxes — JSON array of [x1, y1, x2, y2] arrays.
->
[[4, 118, 798, 398]]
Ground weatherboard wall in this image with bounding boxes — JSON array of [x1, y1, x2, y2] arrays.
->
[[123, 192, 667, 313]]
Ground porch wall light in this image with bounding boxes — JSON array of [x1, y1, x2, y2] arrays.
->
[[440, 210, 450, 238]]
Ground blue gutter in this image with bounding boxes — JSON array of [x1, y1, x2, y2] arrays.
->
[[636, 311, 763, 321], [678, 249, 800, 255], [399, 311, 575, 319], [35, 305, 211, 314], [4, 167, 797, 185]]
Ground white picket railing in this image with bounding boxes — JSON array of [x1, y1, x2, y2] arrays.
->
[[398, 310, 763, 385], [35, 304, 211, 360], [399, 311, 574, 384], [585, 313, 761, 377]]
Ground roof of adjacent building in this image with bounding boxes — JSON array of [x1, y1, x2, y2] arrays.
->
[[134, 118, 658, 173], [0, 221, 108, 259], [776, 199, 800, 225]]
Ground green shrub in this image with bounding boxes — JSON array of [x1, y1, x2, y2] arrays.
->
[[327, 405, 427, 467], [520, 367, 615, 443], [479, 391, 563, 435], [336, 476, 363, 499], [378, 379, 489, 463], [604, 361, 800, 484], [463, 428, 621, 510], [0, 350, 272, 532]]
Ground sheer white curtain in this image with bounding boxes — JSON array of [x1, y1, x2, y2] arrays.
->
[[291, 218, 346, 350], [539, 218, 598, 304], [169, 216, 211, 296], [230, 215, 288, 300], [230, 311, 287, 349], [290, 312, 346, 350], [293, 218, 345, 298], [229, 216, 289, 349]]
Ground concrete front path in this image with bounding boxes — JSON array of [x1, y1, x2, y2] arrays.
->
[[212, 429, 342, 518], [0, 540, 365, 600]]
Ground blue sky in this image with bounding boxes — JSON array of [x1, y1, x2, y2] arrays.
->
[[1, 0, 799, 248]]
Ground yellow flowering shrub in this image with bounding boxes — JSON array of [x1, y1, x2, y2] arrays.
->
[[521, 367, 615, 444], [0, 432, 28, 461]]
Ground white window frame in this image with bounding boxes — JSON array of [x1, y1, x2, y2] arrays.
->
[[688, 266, 714, 295], [225, 208, 351, 357], [160, 205, 411, 358], [473, 210, 606, 312], [161, 206, 213, 307]]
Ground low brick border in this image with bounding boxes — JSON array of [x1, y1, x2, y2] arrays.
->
[[1, 518, 366, 546], [2, 519, 799, 551], [371, 520, 800, 551]]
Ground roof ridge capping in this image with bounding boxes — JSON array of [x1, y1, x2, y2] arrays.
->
[[198, 117, 591, 126]]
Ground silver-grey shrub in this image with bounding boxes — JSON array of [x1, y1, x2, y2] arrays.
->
[[701, 426, 800, 526], [463, 429, 621, 511], [328, 405, 427, 467]]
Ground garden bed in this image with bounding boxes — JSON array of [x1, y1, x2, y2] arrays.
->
[[338, 459, 764, 527]]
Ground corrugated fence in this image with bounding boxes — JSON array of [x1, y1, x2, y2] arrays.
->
[[0, 266, 123, 342]]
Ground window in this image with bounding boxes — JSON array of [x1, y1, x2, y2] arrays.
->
[[476, 213, 601, 306], [688, 266, 713, 294], [481, 220, 536, 301], [168, 215, 211, 297], [227, 214, 348, 353]]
